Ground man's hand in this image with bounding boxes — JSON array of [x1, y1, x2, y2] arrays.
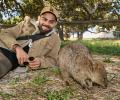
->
[[15, 46, 29, 65], [28, 57, 41, 69]]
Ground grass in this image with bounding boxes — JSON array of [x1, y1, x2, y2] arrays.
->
[[0, 92, 13, 100], [50, 67, 61, 75], [0, 39, 120, 100], [32, 75, 49, 85], [9, 77, 20, 85], [61, 39, 120, 56], [43, 87, 72, 100]]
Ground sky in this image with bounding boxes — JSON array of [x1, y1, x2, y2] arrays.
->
[[2, 0, 22, 19]]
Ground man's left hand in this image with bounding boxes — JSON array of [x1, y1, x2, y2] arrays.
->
[[28, 58, 41, 69]]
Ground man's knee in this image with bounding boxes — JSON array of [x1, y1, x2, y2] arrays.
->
[[0, 52, 12, 78]]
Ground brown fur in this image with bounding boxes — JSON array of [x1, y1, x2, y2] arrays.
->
[[58, 43, 107, 89], [21, 16, 38, 35]]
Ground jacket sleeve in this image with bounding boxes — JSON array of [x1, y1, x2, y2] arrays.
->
[[0, 21, 24, 50], [39, 33, 61, 68]]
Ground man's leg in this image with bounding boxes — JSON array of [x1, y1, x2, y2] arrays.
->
[[0, 52, 12, 78]]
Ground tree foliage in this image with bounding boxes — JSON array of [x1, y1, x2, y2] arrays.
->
[[0, 0, 119, 28]]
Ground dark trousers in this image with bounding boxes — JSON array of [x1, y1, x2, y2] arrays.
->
[[0, 51, 13, 78], [0, 46, 29, 78]]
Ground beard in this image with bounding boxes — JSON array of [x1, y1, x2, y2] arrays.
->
[[40, 24, 52, 32]]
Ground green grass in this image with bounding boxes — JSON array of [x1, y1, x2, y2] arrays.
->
[[0, 92, 13, 100], [50, 67, 61, 75], [43, 88, 72, 100], [32, 75, 48, 85], [9, 77, 20, 85], [61, 40, 120, 56]]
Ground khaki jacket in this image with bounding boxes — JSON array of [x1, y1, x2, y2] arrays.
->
[[0, 18, 61, 68]]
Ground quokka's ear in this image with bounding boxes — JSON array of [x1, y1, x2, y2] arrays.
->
[[19, 16, 31, 34], [24, 16, 31, 23]]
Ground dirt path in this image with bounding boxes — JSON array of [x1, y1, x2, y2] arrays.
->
[[0, 55, 120, 100]]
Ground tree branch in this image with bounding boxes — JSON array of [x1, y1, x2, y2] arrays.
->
[[59, 19, 120, 25], [13, 0, 25, 17]]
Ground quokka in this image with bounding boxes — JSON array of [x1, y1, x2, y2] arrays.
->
[[58, 43, 107, 89]]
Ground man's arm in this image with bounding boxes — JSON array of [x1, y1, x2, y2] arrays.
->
[[28, 33, 61, 69], [0, 21, 29, 65], [0, 21, 24, 50]]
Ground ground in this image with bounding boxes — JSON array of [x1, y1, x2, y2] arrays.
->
[[0, 54, 120, 100]]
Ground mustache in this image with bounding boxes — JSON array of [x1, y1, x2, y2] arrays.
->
[[42, 24, 52, 29]]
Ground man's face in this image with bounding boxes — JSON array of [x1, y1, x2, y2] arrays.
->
[[38, 12, 57, 32]]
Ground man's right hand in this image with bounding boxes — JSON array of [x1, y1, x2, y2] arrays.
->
[[15, 46, 29, 65]]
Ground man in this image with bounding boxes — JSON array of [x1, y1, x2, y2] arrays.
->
[[0, 6, 61, 78]]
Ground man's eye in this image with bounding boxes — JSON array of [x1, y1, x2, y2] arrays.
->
[[42, 17, 47, 21], [49, 20, 55, 24]]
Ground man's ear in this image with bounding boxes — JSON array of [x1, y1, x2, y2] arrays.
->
[[38, 16, 41, 21]]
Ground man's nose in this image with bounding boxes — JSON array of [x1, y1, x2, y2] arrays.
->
[[44, 21, 50, 25]]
